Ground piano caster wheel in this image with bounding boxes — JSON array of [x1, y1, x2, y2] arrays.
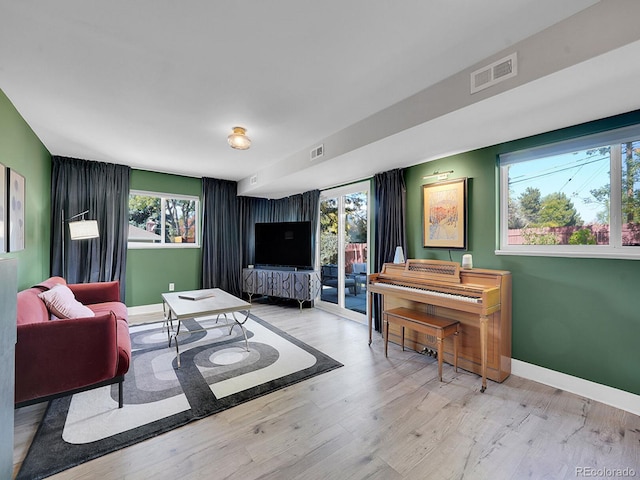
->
[[480, 386, 486, 393]]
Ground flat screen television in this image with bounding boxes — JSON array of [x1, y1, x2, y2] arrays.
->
[[254, 221, 312, 270]]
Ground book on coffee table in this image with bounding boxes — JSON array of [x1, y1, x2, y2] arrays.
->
[[178, 291, 215, 301]]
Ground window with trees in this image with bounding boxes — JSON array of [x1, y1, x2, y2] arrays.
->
[[499, 124, 640, 258], [128, 190, 199, 248]]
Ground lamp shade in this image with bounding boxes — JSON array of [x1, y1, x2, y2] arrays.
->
[[227, 126, 251, 150], [68, 220, 100, 240], [393, 246, 405, 264]]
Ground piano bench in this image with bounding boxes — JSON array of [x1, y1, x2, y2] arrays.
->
[[383, 307, 459, 382]]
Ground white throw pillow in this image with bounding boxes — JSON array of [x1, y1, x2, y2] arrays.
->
[[38, 284, 95, 319]]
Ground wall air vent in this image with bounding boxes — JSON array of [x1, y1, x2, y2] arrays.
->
[[249, 174, 258, 185], [470, 52, 517, 94], [310, 144, 324, 161]]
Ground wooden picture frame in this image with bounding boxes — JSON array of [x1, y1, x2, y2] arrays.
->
[[422, 177, 467, 249], [7, 168, 25, 252], [0, 163, 5, 253]]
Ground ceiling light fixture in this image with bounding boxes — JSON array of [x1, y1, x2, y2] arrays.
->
[[227, 126, 251, 150]]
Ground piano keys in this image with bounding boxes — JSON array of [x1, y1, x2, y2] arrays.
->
[[368, 259, 512, 392]]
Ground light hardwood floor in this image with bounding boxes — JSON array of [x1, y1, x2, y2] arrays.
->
[[13, 302, 640, 479]]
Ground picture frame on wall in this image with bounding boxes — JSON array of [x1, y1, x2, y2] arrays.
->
[[0, 163, 5, 253], [422, 177, 467, 249], [7, 168, 25, 252]]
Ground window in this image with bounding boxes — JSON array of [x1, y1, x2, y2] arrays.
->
[[128, 190, 199, 248], [499, 124, 640, 259]]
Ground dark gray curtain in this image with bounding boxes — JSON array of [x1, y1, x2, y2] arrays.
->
[[373, 168, 406, 332], [201, 178, 243, 297], [240, 190, 320, 270], [50, 156, 130, 300], [200, 182, 319, 298]]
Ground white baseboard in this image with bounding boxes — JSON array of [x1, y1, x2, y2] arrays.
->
[[127, 303, 163, 316], [511, 359, 639, 417]]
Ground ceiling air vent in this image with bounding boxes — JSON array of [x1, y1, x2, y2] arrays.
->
[[249, 174, 258, 186], [310, 144, 324, 161], [470, 52, 517, 94]]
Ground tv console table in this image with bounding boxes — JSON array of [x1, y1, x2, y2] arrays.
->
[[242, 268, 321, 310]]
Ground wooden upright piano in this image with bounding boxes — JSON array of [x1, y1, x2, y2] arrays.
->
[[368, 259, 511, 392]]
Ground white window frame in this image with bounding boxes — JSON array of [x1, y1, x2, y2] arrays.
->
[[497, 124, 640, 260], [317, 180, 371, 323], [127, 189, 200, 249]]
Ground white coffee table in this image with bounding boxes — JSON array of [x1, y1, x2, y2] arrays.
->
[[161, 288, 251, 368]]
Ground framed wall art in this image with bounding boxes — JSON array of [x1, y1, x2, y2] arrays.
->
[[0, 163, 5, 253], [7, 168, 25, 252], [422, 177, 467, 249]]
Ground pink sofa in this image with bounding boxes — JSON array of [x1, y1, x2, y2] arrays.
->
[[15, 277, 131, 408]]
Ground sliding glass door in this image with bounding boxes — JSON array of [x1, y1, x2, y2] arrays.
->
[[319, 181, 369, 320]]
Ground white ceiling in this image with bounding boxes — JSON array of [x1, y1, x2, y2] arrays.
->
[[2, 1, 640, 198]]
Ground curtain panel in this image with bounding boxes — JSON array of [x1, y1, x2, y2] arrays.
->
[[201, 178, 243, 297], [50, 156, 130, 299], [201, 182, 319, 297], [373, 168, 407, 332]]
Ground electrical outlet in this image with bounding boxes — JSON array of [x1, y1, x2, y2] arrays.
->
[[169, 283, 175, 291]]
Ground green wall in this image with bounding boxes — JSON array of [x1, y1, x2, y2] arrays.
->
[[404, 111, 640, 396], [125, 169, 202, 307], [0, 89, 51, 290]]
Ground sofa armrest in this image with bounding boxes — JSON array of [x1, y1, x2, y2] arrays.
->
[[68, 280, 121, 304], [15, 312, 120, 403]]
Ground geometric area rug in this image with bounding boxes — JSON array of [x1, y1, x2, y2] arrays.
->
[[17, 313, 343, 480]]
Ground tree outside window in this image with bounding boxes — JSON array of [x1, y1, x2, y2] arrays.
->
[[320, 192, 367, 264]]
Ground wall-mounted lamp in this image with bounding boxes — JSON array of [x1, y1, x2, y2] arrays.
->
[[227, 126, 251, 150], [422, 170, 454, 181]]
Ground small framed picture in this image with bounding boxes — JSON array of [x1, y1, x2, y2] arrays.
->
[[7, 168, 25, 252], [422, 177, 467, 249]]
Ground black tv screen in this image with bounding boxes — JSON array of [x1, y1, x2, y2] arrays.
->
[[254, 221, 312, 270]]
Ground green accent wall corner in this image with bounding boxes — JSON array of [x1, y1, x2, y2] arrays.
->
[[0, 89, 51, 290]]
